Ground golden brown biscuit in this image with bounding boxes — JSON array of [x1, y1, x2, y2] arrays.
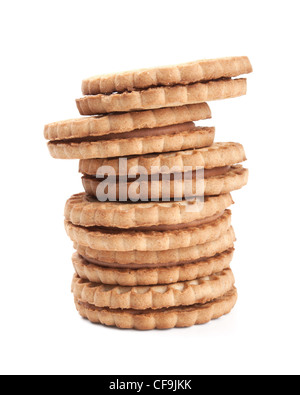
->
[[44, 103, 211, 141], [74, 287, 238, 329], [81, 56, 252, 95], [65, 210, 232, 252], [71, 268, 235, 310], [47, 126, 215, 160], [79, 142, 248, 200], [65, 193, 233, 228], [79, 142, 246, 175], [82, 165, 248, 200], [76, 78, 247, 115], [73, 226, 236, 267], [72, 248, 234, 286]]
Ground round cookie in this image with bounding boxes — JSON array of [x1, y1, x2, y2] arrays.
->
[[74, 226, 236, 268], [47, 126, 215, 160], [74, 287, 238, 330], [76, 78, 247, 115], [82, 165, 248, 200], [72, 248, 235, 286], [64, 193, 233, 228], [71, 268, 235, 310], [44, 103, 211, 141], [79, 142, 248, 200], [79, 142, 247, 175], [45, 103, 214, 160], [81, 56, 252, 95], [65, 210, 232, 252]]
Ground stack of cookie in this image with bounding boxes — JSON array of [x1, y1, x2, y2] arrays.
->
[[45, 56, 252, 330]]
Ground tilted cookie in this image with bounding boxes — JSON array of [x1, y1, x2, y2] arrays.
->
[[81, 56, 252, 95], [71, 268, 235, 310], [47, 126, 215, 160], [76, 78, 247, 115], [65, 210, 232, 252], [74, 226, 236, 267], [74, 287, 238, 330], [72, 248, 234, 286], [79, 142, 246, 175], [82, 165, 248, 200], [44, 103, 211, 141], [65, 193, 233, 228]]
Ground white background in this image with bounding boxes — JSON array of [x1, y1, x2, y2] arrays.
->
[[0, 0, 299, 375]]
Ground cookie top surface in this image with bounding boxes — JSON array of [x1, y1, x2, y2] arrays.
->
[[82, 56, 252, 95]]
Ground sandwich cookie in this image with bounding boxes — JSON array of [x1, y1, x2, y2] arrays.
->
[[65, 211, 232, 252], [73, 226, 236, 269], [74, 287, 238, 330], [64, 194, 233, 252], [72, 246, 235, 286], [80, 142, 248, 200], [45, 103, 214, 159], [82, 56, 253, 95], [71, 268, 235, 310], [65, 192, 233, 228], [76, 79, 247, 115]]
